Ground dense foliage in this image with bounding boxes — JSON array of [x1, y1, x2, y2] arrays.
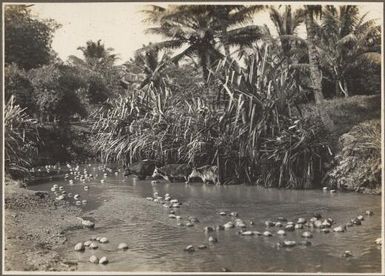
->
[[4, 4, 381, 188]]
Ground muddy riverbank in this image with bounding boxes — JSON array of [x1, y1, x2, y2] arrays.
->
[[4, 178, 82, 271]]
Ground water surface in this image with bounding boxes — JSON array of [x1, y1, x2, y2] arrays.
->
[[30, 164, 382, 273]]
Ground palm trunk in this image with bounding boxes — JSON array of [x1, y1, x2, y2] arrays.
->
[[305, 11, 324, 104]]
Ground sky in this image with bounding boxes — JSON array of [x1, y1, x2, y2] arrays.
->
[[22, 2, 384, 65]]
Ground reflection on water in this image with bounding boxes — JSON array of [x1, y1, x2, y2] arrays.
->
[[30, 165, 382, 272]]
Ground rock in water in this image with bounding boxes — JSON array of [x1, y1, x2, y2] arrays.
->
[[343, 251, 353, 257], [99, 237, 109, 243], [184, 245, 195, 252], [99, 256, 109, 264], [283, 240, 296, 247], [297, 218, 306, 224], [118, 243, 129, 250], [208, 236, 218, 243], [89, 255, 99, 264], [302, 231, 313, 238], [84, 240, 92, 247], [224, 222, 234, 229], [275, 222, 283, 227], [263, 231, 272, 237], [89, 242, 98, 249], [74, 242, 85, 251], [240, 231, 254, 236], [333, 226, 346, 232]]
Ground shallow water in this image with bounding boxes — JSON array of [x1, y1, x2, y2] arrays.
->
[[30, 164, 382, 273]]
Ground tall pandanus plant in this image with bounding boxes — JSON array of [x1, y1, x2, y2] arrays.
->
[[210, 43, 331, 188]]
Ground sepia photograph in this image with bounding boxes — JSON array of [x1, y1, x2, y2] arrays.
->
[[2, 1, 384, 274]]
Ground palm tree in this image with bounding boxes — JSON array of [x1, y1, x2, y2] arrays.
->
[[125, 45, 171, 91], [269, 5, 306, 63], [304, 5, 324, 104], [141, 5, 266, 81], [68, 40, 118, 72], [317, 5, 381, 97]]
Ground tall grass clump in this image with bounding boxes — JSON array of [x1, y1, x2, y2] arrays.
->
[[4, 95, 38, 177], [91, 42, 332, 188]]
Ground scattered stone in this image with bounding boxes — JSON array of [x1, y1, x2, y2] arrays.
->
[[322, 220, 331, 228], [285, 224, 294, 231], [366, 210, 374, 216], [277, 230, 286, 236], [96, 237, 101, 241], [375, 238, 382, 245], [297, 218, 306, 224], [275, 222, 283, 227], [84, 240, 92, 247], [286, 221, 294, 225], [89, 255, 99, 264], [333, 226, 346, 232], [219, 212, 226, 216], [321, 229, 330, 234], [357, 215, 364, 221], [99, 256, 109, 264], [310, 217, 318, 223], [343, 251, 353, 257], [313, 213, 322, 219], [240, 231, 254, 236], [169, 210, 175, 215], [277, 217, 287, 222], [294, 224, 303, 229], [221, 267, 231, 272], [118, 243, 129, 250], [208, 236, 218, 243], [186, 222, 194, 227], [235, 219, 246, 228], [263, 231, 272, 237], [224, 221, 234, 229], [250, 221, 254, 225], [100, 237, 109, 244], [90, 236, 97, 241], [198, 244, 207, 249], [82, 200, 87, 205], [74, 242, 85, 252], [352, 218, 361, 225], [184, 245, 194, 252], [322, 187, 328, 191], [283, 240, 296, 247], [265, 221, 275, 227], [302, 231, 313, 238], [313, 220, 323, 229], [252, 231, 262, 236], [346, 222, 353, 227], [146, 197, 153, 201], [330, 190, 336, 193], [169, 214, 176, 219]]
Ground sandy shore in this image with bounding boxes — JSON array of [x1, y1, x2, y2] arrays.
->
[[4, 178, 82, 272]]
